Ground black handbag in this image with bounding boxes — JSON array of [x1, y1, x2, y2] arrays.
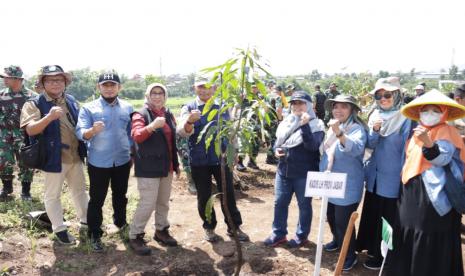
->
[[19, 134, 46, 169]]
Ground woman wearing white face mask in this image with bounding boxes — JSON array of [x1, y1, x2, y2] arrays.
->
[[389, 89, 465, 276], [356, 77, 412, 270]]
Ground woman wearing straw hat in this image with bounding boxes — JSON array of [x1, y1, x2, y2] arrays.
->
[[389, 89, 465, 276], [320, 94, 368, 271], [356, 77, 412, 270], [128, 83, 180, 255]]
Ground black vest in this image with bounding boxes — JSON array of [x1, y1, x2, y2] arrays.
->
[[32, 93, 86, 172], [133, 107, 178, 178]]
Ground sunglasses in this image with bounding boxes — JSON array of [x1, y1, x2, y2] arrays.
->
[[374, 92, 393, 100]]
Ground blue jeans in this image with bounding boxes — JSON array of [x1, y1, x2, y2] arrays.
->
[[272, 173, 312, 239]]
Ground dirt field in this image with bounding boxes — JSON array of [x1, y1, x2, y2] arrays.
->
[[1, 153, 464, 275]]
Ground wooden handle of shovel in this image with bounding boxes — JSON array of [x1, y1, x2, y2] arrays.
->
[[334, 211, 359, 276]]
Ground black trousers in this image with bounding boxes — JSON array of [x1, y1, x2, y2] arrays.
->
[[87, 161, 131, 237], [327, 202, 359, 259], [191, 164, 243, 230]]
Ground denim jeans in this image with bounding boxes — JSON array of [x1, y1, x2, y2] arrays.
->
[[272, 173, 312, 239]]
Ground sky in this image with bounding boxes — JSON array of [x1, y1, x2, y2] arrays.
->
[[2, 0, 465, 77]]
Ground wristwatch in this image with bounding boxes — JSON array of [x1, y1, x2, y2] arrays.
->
[[336, 131, 344, 138]]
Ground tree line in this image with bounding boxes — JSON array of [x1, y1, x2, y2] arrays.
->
[[1, 65, 464, 102]]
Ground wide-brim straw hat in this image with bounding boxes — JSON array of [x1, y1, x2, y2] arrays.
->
[[325, 94, 361, 112], [401, 89, 465, 121]]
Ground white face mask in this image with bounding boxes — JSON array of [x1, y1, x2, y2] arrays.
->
[[420, 110, 442, 126]]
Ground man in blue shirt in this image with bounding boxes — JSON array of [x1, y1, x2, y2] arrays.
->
[[76, 72, 133, 252]]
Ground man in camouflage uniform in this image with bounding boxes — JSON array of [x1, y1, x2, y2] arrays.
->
[[313, 84, 326, 121], [265, 85, 284, 164], [236, 84, 260, 171], [324, 82, 340, 125], [0, 65, 37, 200], [176, 123, 196, 194]]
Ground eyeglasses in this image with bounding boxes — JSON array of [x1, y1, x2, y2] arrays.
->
[[44, 79, 65, 85], [374, 92, 393, 100], [150, 92, 164, 97]]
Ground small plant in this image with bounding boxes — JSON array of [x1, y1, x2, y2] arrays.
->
[[200, 47, 273, 276]]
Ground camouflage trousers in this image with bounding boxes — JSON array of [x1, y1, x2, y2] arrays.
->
[[176, 136, 191, 174], [179, 156, 191, 174], [238, 137, 260, 161], [0, 141, 34, 182], [266, 121, 278, 159]]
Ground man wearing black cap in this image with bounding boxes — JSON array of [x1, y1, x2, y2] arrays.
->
[[20, 65, 89, 245], [76, 71, 134, 252], [0, 65, 37, 200]]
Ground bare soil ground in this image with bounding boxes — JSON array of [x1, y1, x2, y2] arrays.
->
[[1, 153, 464, 275]]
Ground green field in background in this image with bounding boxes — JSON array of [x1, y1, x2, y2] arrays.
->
[[127, 96, 195, 116]]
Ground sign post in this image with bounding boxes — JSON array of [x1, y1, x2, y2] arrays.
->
[[305, 171, 347, 276], [314, 195, 328, 276]]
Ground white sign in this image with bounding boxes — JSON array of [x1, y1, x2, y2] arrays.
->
[[305, 171, 347, 198]]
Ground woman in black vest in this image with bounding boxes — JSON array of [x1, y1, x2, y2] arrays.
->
[[128, 83, 180, 256]]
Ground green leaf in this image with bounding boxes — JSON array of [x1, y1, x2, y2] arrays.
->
[[196, 121, 216, 144], [248, 56, 254, 70], [214, 139, 221, 157], [220, 103, 233, 115], [204, 125, 218, 151], [205, 193, 222, 224], [202, 97, 215, 115], [264, 112, 271, 125], [226, 144, 236, 169], [207, 109, 218, 121], [255, 80, 268, 97]]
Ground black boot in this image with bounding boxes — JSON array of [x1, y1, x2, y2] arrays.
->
[[247, 159, 260, 170], [0, 180, 13, 200], [21, 181, 32, 201], [236, 157, 247, 172]]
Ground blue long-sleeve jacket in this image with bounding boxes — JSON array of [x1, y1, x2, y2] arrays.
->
[[319, 123, 367, 206], [421, 140, 463, 216], [276, 124, 324, 178], [364, 120, 412, 198], [76, 97, 133, 168]]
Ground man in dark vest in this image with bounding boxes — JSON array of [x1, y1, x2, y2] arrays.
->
[[20, 65, 89, 245], [177, 77, 249, 242], [76, 71, 133, 252], [0, 65, 36, 201]]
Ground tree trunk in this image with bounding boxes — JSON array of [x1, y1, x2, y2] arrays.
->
[[220, 154, 243, 275]]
